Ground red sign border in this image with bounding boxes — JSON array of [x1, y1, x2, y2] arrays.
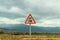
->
[[25, 14, 36, 24]]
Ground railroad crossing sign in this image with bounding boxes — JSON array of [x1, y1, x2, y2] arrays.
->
[[25, 14, 36, 40], [25, 14, 36, 24]]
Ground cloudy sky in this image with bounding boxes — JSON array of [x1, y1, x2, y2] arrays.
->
[[0, 0, 60, 27]]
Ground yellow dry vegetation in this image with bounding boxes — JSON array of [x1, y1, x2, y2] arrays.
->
[[0, 34, 60, 40]]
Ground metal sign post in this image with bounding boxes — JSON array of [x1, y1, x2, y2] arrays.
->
[[29, 24, 31, 40]]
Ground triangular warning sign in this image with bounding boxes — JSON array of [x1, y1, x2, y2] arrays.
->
[[25, 14, 36, 24]]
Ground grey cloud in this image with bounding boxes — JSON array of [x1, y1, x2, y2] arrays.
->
[[0, 12, 25, 19], [0, 0, 60, 25]]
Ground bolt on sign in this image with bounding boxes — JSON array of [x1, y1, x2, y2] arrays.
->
[[25, 14, 36, 24]]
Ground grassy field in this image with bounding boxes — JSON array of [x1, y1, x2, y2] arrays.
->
[[0, 33, 60, 40]]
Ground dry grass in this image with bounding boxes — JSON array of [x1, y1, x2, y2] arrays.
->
[[0, 34, 60, 40]]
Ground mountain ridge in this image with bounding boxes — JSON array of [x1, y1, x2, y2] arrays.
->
[[0, 24, 60, 33]]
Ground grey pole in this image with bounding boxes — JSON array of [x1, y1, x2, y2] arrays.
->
[[29, 24, 31, 40]]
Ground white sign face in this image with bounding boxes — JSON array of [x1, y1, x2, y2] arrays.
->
[[25, 14, 36, 24]]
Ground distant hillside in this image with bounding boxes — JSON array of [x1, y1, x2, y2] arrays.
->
[[0, 24, 60, 33]]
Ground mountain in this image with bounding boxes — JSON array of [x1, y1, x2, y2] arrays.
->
[[0, 24, 60, 33]]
